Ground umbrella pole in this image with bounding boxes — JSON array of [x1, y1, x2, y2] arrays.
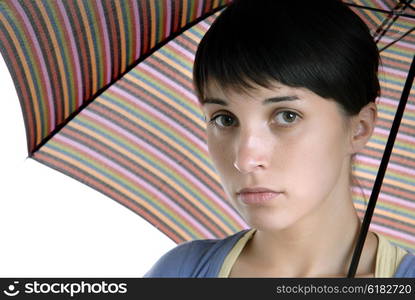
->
[[347, 53, 415, 278]]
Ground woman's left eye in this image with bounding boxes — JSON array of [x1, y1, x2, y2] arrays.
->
[[274, 111, 300, 126]]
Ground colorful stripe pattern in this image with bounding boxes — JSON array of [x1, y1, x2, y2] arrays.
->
[[348, 1, 415, 251], [33, 10, 248, 243], [0, 0, 230, 154], [0, 1, 414, 248]]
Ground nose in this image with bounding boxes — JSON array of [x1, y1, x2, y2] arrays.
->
[[233, 132, 271, 174]]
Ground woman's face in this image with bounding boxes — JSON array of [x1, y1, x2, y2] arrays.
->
[[201, 80, 355, 232]]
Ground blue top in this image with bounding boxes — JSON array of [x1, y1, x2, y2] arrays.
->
[[143, 229, 415, 278]]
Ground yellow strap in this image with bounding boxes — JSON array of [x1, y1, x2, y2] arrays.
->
[[374, 232, 408, 277], [218, 228, 256, 277]]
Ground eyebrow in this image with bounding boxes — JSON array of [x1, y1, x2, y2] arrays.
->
[[202, 95, 300, 106]]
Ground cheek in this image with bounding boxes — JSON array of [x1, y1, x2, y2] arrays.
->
[[206, 133, 233, 175], [286, 124, 348, 201], [206, 132, 239, 203]]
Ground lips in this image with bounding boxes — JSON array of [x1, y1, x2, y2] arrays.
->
[[237, 187, 279, 194], [236, 187, 282, 205]]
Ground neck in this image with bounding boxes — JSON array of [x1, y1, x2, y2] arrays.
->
[[245, 188, 372, 277]]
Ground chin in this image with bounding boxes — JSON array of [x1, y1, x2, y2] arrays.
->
[[244, 214, 299, 233]]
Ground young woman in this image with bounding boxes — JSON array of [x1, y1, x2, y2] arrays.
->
[[144, 0, 415, 277]]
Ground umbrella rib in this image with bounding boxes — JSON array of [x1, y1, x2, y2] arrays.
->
[[401, 0, 415, 10], [345, 1, 415, 54], [344, 2, 415, 19], [347, 52, 415, 278], [30, 4, 229, 156], [373, 0, 412, 44], [379, 26, 415, 52]]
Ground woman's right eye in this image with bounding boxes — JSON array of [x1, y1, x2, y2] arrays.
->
[[208, 114, 236, 129]]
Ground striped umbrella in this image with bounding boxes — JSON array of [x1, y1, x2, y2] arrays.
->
[[0, 0, 414, 267]]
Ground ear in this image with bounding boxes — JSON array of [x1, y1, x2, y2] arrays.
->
[[349, 102, 378, 155]]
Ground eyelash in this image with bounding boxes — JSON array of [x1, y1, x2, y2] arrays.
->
[[208, 110, 301, 130]]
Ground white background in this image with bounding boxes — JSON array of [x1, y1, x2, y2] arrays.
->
[[0, 54, 176, 277]]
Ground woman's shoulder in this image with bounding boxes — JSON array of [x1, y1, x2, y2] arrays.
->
[[394, 252, 415, 278], [143, 229, 251, 277], [142, 238, 217, 277]]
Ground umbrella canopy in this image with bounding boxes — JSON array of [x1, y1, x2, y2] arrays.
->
[[0, 0, 245, 244], [0, 0, 414, 262]]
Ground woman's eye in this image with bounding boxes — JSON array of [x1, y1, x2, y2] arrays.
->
[[274, 111, 299, 126], [208, 111, 299, 129], [209, 114, 236, 128]]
